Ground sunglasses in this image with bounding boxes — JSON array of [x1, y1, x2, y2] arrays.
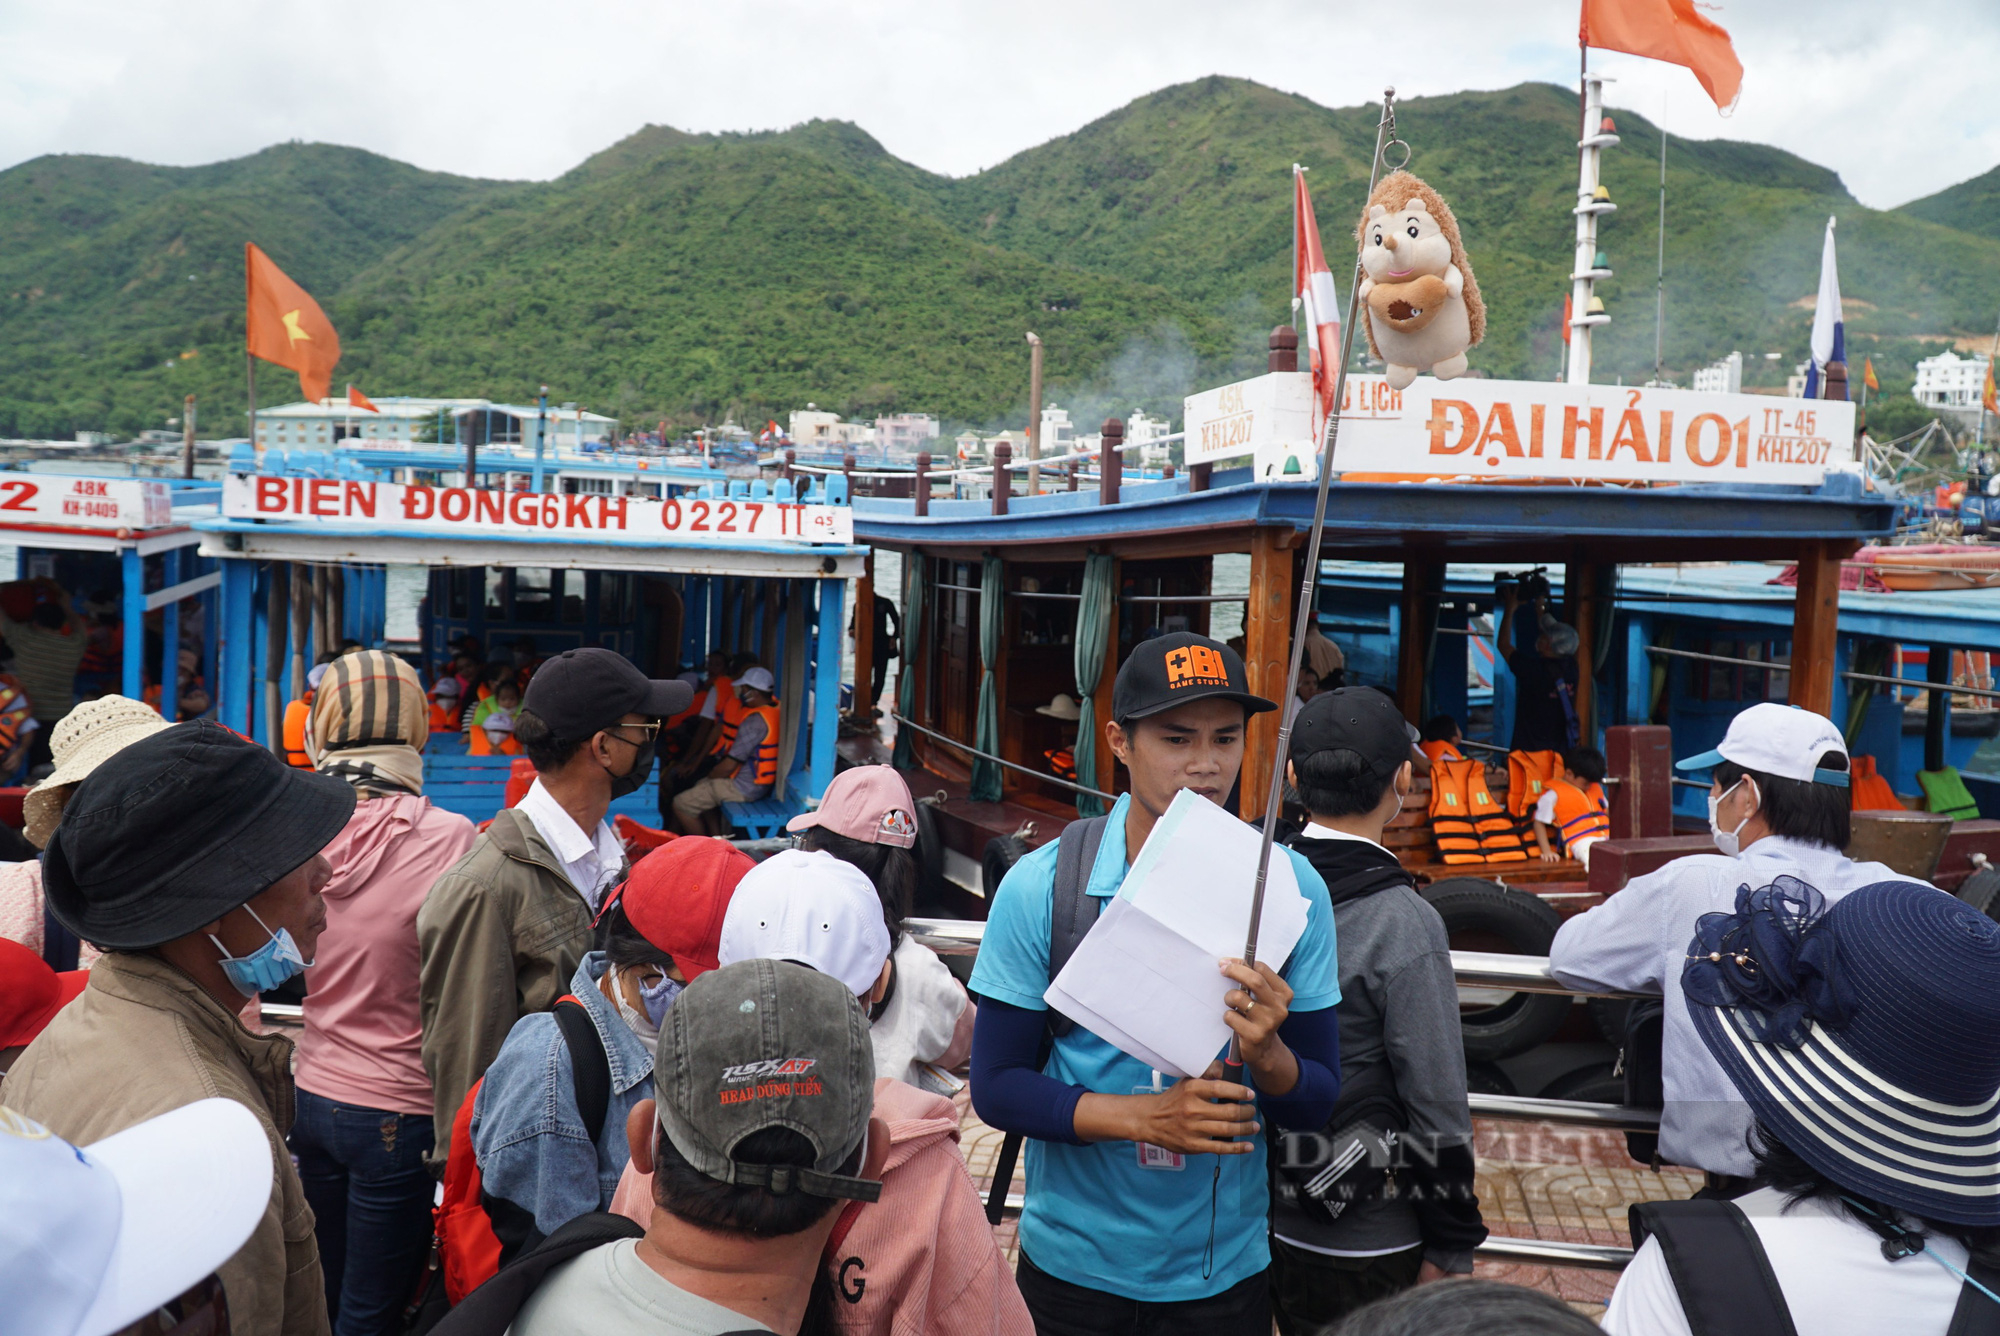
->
[[602, 722, 661, 746], [115, 1274, 230, 1336]]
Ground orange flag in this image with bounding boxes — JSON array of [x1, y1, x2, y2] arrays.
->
[[245, 243, 340, 404], [347, 385, 379, 413], [1863, 357, 1879, 393], [1581, 0, 1744, 112], [1985, 360, 1999, 418], [1560, 293, 1573, 344]]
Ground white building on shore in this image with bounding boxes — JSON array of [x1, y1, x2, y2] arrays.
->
[[254, 397, 615, 452], [1914, 350, 1991, 411], [1693, 351, 1743, 396]]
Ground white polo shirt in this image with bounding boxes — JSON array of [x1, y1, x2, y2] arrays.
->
[[515, 778, 625, 910]]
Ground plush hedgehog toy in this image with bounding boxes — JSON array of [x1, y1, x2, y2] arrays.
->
[[1355, 171, 1484, 390]]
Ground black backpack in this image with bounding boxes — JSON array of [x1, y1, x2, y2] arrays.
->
[[1629, 1199, 2000, 1336], [982, 815, 1108, 1225]]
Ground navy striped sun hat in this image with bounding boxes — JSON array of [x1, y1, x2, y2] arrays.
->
[[1684, 877, 2000, 1227]]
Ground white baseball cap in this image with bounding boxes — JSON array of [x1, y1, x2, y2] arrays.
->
[[1675, 702, 1851, 787], [0, 1098, 271, 1336], [718, 848, 891, 997]]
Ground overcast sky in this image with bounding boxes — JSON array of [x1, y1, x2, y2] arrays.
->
[[3, 0, 1993, 210]]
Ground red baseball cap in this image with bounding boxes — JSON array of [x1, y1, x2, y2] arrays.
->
[[786, 765, 918, 848], [0, 937, 87, 1048], [607, 836, 756, 983]]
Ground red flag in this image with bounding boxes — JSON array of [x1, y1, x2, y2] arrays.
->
[[1561, 294, 1574, 344], [347, 385, 379, 413], [1293, 167, 1342, 438], [1985, 360, 1999, 418], [1581, 0, 1744, 112], [245, 243, 340, 404]]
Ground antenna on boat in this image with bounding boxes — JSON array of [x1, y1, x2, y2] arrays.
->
[[1230, 86, 1400, 1067], [1654, 92, 1667, 386]]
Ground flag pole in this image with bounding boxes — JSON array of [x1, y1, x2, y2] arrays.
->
[[244, 242, 258, 456], [1230, 87, 1398, 1065]]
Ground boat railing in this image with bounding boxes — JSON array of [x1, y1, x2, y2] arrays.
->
[[890, 713, 1115, 801], [1646, 643, 2000, 704], [782, 432, 1185, 482]]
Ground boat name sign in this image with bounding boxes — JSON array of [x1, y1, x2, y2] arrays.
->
[[223, 474, 854, 545], [0, 475, 174, 531], [1184, 372, 1856, 485]]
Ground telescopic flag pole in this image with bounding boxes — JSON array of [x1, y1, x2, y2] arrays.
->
[[1230, 88, 1402, 1064]]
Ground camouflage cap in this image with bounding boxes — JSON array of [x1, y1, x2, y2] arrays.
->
[[653, 957, 881, 1202]]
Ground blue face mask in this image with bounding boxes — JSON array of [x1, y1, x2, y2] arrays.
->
[[640, 971, 684, 1028], [209, 905, 310, 997]]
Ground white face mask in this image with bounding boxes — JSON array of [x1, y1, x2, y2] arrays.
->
[[1707, 776, 1757, 857], [610, 967, 661, 1044]]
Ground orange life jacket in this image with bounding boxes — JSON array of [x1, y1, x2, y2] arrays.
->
[[1546, 777, 1610, 851], [1850, 754, 1903, 812], [1420, 739, 1464, 767], [282, 694, 313, 769], [1430, 757, 1527, 864], [428, 699, 458, 733], [706, 679, 745, 755], [738, 703, 780, 788], [468, 717, 521, 757], [1507, 749, 1563, 819]]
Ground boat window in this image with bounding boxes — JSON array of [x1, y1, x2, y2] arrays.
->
[[600, 572, 636, 623], [484, 568, 506, 620], [447, 569, 468, 620], [561, 570, 585, 622], [515, 568, 555, 622]]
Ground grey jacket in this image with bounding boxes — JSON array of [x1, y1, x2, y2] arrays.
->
[[1275, 828, 1485, 1272]]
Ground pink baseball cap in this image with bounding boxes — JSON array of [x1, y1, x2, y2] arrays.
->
[[786, 765, 917, 848]]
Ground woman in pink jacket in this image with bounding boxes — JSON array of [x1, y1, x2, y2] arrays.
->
[[291, 650, 476, 1336]]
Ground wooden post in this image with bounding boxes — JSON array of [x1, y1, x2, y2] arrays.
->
[[1268, 325, 1300, 373], [1026, 332, 1044, 496], [1067, 460, 1078, 492], [1190, 462, 1211, 492], [1093, 557, 1121, 797], [1100, 419, 1123, 506], [1926, 642, 1952, 773], [181, 394, 196, 479], [1242, 528, 1292, 820], [1604, 724, 1673, 839], [1569, 561, 1597, 743], [1163, 462, 1176, 480], [842, 453, 856, 500], [784, 449, 796, 485], [1788, 540, 1844, 716], [913, 452, 930, 516], [1396, 559, 1442, 723], [992, 441, 1012, 516], [854, 551, 875, 718]]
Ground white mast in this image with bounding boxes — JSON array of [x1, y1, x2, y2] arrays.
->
[[1568, 69, 1618, 385]]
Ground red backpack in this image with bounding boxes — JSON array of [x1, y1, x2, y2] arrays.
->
[[426, 996, 612, 1308]]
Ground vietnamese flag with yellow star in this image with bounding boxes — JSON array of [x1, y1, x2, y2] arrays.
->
[[245, 243, 340, 404]]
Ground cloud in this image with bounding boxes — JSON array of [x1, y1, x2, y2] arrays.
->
[[2, 0, 1993, 209]]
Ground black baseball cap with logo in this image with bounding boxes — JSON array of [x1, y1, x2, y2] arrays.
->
[[1289, 687, 1412, 780], [1112, 631, 1276, 723], [522, 647, 693, 739]]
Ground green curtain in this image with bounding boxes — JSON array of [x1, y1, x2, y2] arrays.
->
[[1071, 553, 1116, 816], [891, 555, 925, 769], [970, 556, 1004, 802]]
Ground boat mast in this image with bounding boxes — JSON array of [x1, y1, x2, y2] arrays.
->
[[1654, 99, 1667, 385], [1568, 50, 1616, 385]]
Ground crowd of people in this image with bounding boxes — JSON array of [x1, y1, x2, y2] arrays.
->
[[2, 619, 1997, 1336]]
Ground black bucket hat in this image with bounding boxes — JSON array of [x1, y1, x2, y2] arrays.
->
[[43, 721, 357, 951]]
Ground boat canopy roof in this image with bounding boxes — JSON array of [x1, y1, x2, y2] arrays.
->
[[853, 468, 1896, 564]]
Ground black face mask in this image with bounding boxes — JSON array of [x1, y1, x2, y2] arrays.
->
[[610, 738, 656, 799]]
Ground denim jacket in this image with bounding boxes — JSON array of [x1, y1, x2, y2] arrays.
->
[[470, 951, 655, 1236]]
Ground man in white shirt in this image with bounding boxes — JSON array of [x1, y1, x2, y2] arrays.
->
[[418, 648, 691, 1167], [1548, 703, 1918, 1184]]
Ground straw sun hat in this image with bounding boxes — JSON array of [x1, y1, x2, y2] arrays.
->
[[22, 695, 170, 848]]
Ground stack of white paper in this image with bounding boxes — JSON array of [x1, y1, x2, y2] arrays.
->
[[1045, 790, 1311, 1077]]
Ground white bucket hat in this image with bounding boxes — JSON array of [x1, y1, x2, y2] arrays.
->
[[1035, 694, 1083, 721], [23, 695, 169, 848]]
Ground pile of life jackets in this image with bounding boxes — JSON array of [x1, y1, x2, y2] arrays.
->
[[1428, 748, 1605, 865]]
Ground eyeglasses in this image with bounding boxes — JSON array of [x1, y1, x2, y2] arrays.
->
[[114, 1274, 230, 1336], [602, 722, 661, 747]]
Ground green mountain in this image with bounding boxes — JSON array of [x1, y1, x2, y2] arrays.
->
[[1900, 164, 2000, 242], [4, 78, 1998, 439]]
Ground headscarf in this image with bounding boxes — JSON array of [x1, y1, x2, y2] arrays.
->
[[307, 650, 428, 797]]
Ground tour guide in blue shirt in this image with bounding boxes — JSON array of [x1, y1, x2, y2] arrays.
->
[[970, 632, 1342, 1335]]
